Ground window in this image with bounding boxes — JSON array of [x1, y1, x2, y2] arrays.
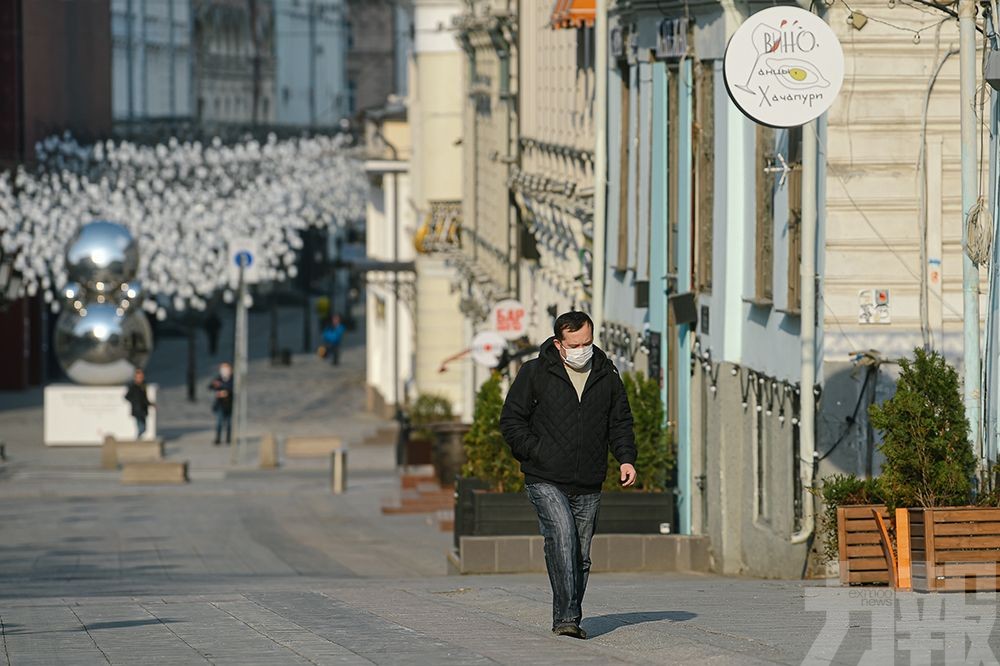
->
[[786, 127, 803, 314], [753, 383, 770, 523], [695, 62, 714, 293], [615, 62, 630, 271], [754, 124, 775, 304]]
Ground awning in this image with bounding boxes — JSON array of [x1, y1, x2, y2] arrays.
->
[[346, 258, 416, 274], [550, 0, 595, 29]]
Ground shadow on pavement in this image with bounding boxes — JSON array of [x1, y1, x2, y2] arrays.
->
[[582, 610, 696, 637], [0, 618, 180, 635]]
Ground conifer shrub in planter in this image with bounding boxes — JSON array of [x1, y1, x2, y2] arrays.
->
[[815, 474, 890, 585], [455, 371, 675, 546], [869, 348, 1000, 591]]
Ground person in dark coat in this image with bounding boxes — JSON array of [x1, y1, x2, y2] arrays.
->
[[209, 362, 234, 445], [499, 311, 637, 640], [124, 368, 155, 439]]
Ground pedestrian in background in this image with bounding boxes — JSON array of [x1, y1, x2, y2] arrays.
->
[[499, 311, 637, 640], [124, 368, 155, 439], [209, 362, 234, 445], [321, 314, 346, 366]]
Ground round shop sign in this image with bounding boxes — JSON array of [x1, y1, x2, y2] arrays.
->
[[723, 7, 844, 128], [491, 299, 528, 341], [471, 330, 507, 368]]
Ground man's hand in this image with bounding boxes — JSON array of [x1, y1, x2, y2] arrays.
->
[[620, 463, 637, 487]]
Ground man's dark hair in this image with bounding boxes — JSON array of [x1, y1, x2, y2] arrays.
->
[[553, 311, 594, 340]]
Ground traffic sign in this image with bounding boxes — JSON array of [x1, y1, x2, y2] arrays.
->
[[228, 238, 261, 285]]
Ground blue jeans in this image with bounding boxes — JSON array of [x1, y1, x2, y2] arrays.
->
[[215, 409, 232, 443], [135, 417, 146, 439], [526, 482, 601, 629]]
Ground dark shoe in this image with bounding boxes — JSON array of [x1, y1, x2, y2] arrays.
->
[[213, 440, 220, 446], [552, 624, 587, 639]]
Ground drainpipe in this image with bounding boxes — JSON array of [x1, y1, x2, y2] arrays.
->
[[959, 0, 983, 471], [791, 119, 817, 544], [592, 0, 608, 344]]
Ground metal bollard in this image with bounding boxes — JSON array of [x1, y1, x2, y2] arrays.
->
[[330, 448, 348, 494]]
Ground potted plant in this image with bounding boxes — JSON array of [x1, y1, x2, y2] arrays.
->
[[814, 474, 890, 585], [405, 393, 453, 467], [454, 371, 676, 549], [870, 348, 1000, 592]]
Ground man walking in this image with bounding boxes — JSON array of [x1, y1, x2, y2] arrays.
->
[[500, 311, 637, 639]]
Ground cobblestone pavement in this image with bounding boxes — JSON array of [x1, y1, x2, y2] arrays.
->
[[2, 309, 999, 664]]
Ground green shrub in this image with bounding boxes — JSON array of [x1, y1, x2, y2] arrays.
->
[[869, 348, 976, 511], [462, 372, 523, 492], [463, 370, 673, 494], [408, 392, 453, 440], [603, 372, 674, 492], [814, 474, 884, 563]]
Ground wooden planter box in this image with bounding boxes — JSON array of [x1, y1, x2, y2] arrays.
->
[[837, 505, 892, 585], [404, 433, 433, 466], [909, 507, 1000, 592], [454, 477, 674, 549]]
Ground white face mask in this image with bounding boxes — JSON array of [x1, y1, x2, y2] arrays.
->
[[563, 344, 594, 370]]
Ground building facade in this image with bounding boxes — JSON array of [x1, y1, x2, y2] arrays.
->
[[514, 1, 596, 344], [193, 0, 276, 124], [406, 0, 468, 417], [346, 0, 397, 114], [0, 0, 112, 390], [363, 105, 416, 418], [111, 0, 193, 121], [603, 0, 986, 577], [274, 0, 348, 126]]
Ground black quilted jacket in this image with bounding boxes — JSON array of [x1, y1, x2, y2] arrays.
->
[[499, 337, 637, 495]]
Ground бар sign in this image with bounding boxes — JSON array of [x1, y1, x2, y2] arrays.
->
[[724, 7, 844, 127]]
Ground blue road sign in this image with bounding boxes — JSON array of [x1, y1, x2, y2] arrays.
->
[[234, 250, 254, 268]]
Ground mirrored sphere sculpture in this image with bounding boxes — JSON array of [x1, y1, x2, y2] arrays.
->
[[55, 220, 154, 385], [55, 302, 153, 385], [65, 220, 139, 292]]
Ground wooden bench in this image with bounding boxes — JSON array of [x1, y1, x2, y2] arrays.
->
[[101, 436, 165, 469], [284, 436, 343, 459], [121, 461, 188, 485]]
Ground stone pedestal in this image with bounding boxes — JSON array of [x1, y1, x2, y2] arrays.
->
[[44, 384, 158, 446]]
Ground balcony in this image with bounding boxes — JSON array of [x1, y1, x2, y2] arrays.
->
[[414, 201, 462, 254]]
